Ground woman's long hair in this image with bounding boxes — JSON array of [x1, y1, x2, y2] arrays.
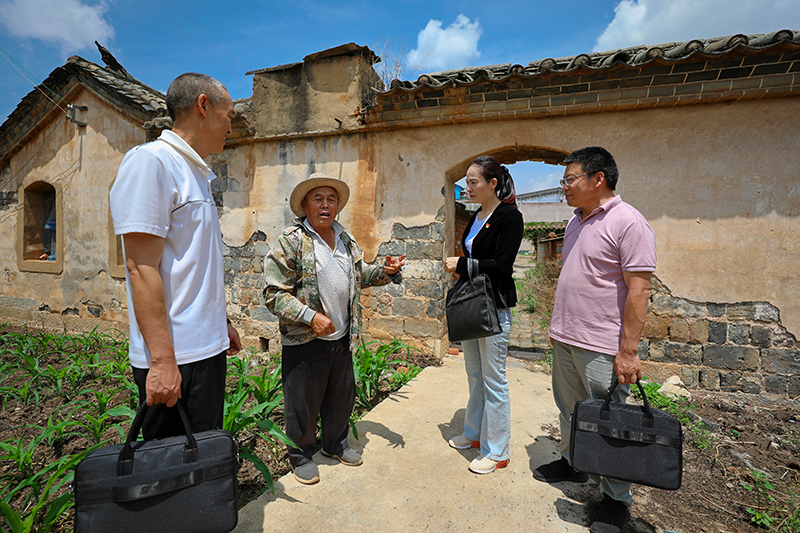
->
[[470, 155, 517, 207]]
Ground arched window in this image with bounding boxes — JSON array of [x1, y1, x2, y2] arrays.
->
[[17, 181, 63, 273]]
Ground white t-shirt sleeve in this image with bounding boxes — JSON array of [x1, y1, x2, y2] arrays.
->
[[110, 145, 175, 238]]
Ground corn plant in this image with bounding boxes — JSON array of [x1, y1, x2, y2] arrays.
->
[[352, 338, 418, 409]]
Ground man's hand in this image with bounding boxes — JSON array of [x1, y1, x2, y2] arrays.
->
[[227, 323, 242, 355], [384, 254, 406, 275], [613, 350, 642, 385], [311, 312, 336, 336], [146, 358, 182, 407]]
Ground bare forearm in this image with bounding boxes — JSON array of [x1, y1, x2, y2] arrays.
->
[[128, 261, 175, 363], [619, 285, 650, 356]]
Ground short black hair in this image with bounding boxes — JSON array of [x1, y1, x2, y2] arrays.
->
[[165, 73, 227, 121], [563, 146, 619, 191]]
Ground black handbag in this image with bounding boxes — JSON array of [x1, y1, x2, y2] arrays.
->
[[73, 402, 239, 533], [570, 379, 683, 490], [445, 259, 502, 342]]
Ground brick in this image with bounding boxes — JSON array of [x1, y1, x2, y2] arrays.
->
[[754, 302, 780, 322], [742, 374, 761, 394], [643, 316, 669, 339], [760, 74, 794, 88], [529, 96, 551, 108], [704, 345, 759, 370], [533, 86, 560, 96], [705, 57, 744, 69], [406, 280, 444, 299], [652, 74, 686, 85], [405, 317, 443, 337], [392, 223, 430, 240], [522, 78, 551, 89], [648, 340, 702, 365], [671, 61, 707, 73], [720, 371, 742, 392], [422, 89, 445, 99], [638, 341, 649, 361], [651, 294, 706, 317], [427, 298, 445, 319], [561, 83, 589, 94], [764, 374, 787, 394], [484, 91, 508, 102], [687, 70, 719, 82], [730, 78, 762, 91], [788, 376, 800, 398], [573, 93, 598, 105], [750, 325, 773, 348], [393, 297, 425, 317], [728, 323, 750, 345], [681, 368, 699, 388], [598, 90, 623, 102], [0, 296, 38, 311], [621, 88, 649, 100], [508, 89, 531, 100], [703, 81, 733, 93], [727, 302, 757, 321], [753, 63, 791, 76], [762, 349, 800, 374], [743, 52, 785, 65], [229, 242, 256, 258], [669, 318, 690, 341], [718, 67, 754, 80], [620, 77, 652, 88], [590, 80, 621, 91], [649, 86, 675, 98], [369, 316, 405, 337], [416, 98, 439, 108], [700, 368, 720, 389], [550, 95, 575, 107], [689, 320, 709, 343]]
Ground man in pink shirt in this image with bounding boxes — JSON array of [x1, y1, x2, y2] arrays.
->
[[533, 147, 656, 533]]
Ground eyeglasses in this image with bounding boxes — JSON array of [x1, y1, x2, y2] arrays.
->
[[559, 173, 591, 188]]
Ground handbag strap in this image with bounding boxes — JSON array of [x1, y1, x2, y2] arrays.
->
[[77, 458, 235, 504], [601, 378, 655, 427], [117, 402, 199, 476]]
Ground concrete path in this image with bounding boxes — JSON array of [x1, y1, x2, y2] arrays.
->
[[233, 355, 603, 533]]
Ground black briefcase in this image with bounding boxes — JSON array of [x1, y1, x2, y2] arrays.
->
[[570, 379, 683, 490], [74, 402, 238, 533]]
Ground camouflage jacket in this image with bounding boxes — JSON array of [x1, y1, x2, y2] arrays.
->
[[262, 219, 398, 348]]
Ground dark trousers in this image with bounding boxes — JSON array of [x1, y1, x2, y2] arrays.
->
[[282, 336, 355, 467], [132, 350, 227, 440]]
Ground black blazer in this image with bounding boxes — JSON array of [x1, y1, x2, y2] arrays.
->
[[456, 201, 524, 309]]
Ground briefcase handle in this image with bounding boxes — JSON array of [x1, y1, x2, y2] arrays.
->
[[602, 378, 655, 428], [116, 402, 199, 476]]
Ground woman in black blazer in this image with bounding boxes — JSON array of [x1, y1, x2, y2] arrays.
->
[[444, 155, 524, 474]]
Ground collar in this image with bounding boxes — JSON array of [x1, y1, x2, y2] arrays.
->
[[575, 195, 621, 223], [302, 218, 345, 240], [157, 130, 212, 176]]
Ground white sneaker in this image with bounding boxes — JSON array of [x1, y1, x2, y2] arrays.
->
[[448, 434, 480, 450], [469, 454, 509, 474]]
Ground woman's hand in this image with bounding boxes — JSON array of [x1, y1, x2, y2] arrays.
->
[[443, 257, 459, 273]]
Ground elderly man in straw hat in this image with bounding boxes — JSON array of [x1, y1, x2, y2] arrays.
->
[[263, 173, 406, 485]]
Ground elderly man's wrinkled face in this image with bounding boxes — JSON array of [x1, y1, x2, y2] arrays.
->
[[301, 186, 339, 232]]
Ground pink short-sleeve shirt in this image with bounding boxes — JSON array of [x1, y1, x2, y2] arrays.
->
[[549, 196, 656, 356]]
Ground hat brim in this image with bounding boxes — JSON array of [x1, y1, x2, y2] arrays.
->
[[289, 174, 350, 217]]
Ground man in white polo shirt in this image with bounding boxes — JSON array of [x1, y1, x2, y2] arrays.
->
[[110, 73, 241, 439], [533, 147, 656, 533]]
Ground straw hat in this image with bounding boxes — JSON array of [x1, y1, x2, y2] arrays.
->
[[289, 173, 350, 217]]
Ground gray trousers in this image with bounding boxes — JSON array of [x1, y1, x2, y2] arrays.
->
[[282, 335, 354, 467], [551, 339, 633, 505]]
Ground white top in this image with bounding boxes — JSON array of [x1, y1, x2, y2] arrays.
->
[[465, 209, 491, 255], [300, 220, 351, 341], [110, 130, 229, 368]]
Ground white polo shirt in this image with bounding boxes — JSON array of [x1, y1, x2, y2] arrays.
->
[[110, 130, 229, 368]]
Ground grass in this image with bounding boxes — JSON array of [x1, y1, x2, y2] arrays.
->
[[0, 324, 424, 533]]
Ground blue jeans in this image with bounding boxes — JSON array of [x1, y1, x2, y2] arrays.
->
[[551, 339, 633, 505], [460, 308, 512, 461]]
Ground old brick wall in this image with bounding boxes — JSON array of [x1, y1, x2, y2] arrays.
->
[[640, 278, 799, 398]]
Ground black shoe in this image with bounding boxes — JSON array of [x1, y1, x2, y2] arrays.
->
[[590, 494, 630, 533], [533, 457, 589, 483]]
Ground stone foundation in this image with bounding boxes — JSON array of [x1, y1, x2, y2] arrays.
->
[[641, 278, 799, 398]]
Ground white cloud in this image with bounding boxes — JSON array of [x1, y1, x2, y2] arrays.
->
[[407, 14, 482, 73], [0, 0, 114, 56], [595, 0, 800, 52]]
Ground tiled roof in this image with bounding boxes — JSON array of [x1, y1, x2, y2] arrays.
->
[[0, 54, 167, 169], [382, 29, 800, 94]]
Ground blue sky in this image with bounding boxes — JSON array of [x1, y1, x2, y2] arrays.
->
[[1, 0, 798, 193]]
